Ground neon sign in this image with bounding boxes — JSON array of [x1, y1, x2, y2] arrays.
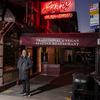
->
[[41, 0, 75, 14], [44, 13, 73, 19]]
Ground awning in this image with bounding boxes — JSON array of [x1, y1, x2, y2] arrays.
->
[[20, 33, 99, 47]]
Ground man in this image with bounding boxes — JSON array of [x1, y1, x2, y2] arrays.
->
[[17, 49, 32, 96]]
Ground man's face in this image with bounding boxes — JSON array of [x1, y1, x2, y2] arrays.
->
[[22, 50, 27, 57]]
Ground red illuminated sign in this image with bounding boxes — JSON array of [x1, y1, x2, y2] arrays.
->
[[41, 0, 75, 14], [44, 13, 73, 19]]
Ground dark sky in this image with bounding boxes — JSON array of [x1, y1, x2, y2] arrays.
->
[[75, 0, 100, 32]]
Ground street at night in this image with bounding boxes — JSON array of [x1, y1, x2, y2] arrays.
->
[[0, 0, 100, 100]]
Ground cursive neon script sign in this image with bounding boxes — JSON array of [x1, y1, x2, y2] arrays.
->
[[41, 0, 74, 14]]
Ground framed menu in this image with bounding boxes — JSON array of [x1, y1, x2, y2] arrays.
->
[[0, 69, 3, 77], [0, 77, 3, 86], [0, 44, 3, 56], [0, 57, 3, 68]]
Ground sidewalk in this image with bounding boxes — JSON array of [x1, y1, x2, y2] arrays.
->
[[0, 85, 72, 100], [0, 95, 37, 100], [0, 65, 93, 100], [0, 74, 73, 100]]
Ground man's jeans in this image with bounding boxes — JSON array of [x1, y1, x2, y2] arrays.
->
[[22, 79, 30, 95]]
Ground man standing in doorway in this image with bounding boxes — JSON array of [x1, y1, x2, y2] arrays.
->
[[17, 49, 32, 96]]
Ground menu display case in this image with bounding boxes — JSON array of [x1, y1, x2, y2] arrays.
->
[[1, 32, 19, 85]]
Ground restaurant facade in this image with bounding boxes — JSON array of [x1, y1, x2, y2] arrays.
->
[[20, 32, 99, 76], [0, 0, 100, 87]]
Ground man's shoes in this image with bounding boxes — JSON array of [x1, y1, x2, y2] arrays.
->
[[23, 93, 31, 97], [23, 93, 27, 96], [27, 94, 31, 97]]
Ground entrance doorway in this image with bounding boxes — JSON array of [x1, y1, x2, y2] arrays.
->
[[21, 46, 95, 76], [40, 47, 95, 75], [40, 47, 95, 65], [32, 47, 37, 73]]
